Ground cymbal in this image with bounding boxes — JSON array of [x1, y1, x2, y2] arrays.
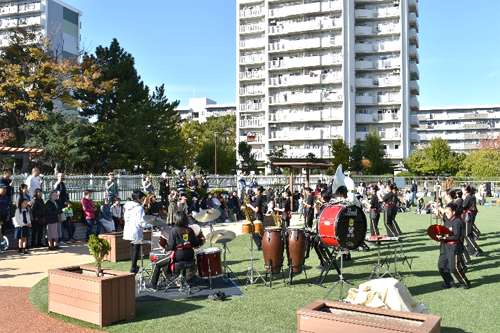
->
[[131, 239, 152, 245], [194, 209, 221, 223], [205, 230, 236, 244], [427, 224, 454, 243], [144, 215, 167, 228]]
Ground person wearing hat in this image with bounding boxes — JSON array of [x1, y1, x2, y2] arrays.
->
[[159, 172, 170, 211], [369, 185, 381, 236], [176, 172, 188, 198], [246, 185, 265, 250], [437, 202, 470, 289]]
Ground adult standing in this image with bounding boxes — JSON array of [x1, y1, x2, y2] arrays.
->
[[369, 185, 380, 236], [26, 167, 43, 198], [238, 171, 247, 202], [176, 172, 188, 198], [54, 173, 69, 245], [434, 180, 441, 202], [274, 190, 291, 229], [246, 186, 265, 251], [424, 178, 429, 197], [167, 189, 179, 226], [411, 179, 418, 206], [249, 177, 259, 193], [142, 174, 155, 195], [188, 173, 199, 197], [304, 187, 315, 229], [0, 169, 14, 220], [30, 189, 45, 247], [159, 173, 170, 211], [123, 190, 152, 274], [105, 172, 119, 203], [200, 174, 209, 192], [382, 184, 399, 237], [45, 191, 62, 250], [82, 189, 101, 241], [463, 186, 483, 257]]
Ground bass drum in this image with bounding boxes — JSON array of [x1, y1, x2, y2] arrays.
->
[[317, 204, 367, 250]]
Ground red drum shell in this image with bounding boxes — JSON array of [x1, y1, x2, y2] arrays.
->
[[286, 227, 307, 273], [317, 204, 367, 250], [196, 247, 222, 278], [262, 227, 284, 274], [158, 227, 172, 249], [190, 224, 205, 248]]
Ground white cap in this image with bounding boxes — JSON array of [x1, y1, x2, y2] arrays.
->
[[161, 172, 167, 178]]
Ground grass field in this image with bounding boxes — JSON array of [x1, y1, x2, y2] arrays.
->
[[30, 200, 500, 332]]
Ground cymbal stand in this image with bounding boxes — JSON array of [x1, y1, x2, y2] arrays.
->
[[221, 242, 240, 283], [324, 250, 353, 301], [136, 242, 151, 293], [245, 232, 267, 289], [368, 240, 392, 279]]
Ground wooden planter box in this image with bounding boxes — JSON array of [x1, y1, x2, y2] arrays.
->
[[99, 231, 151, 262], [48, 265, 135, 327], [297, 300, 441, 333]]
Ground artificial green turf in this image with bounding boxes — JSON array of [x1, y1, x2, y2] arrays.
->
[[31, 200, 500, 332]]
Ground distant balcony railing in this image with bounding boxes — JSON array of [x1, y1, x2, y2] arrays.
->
[[239, 70, 265, 80], [239, 118, 263, 128], [240, 54, 264, 64], [239, 7, 264, 18], [239, 103, 263, 111]]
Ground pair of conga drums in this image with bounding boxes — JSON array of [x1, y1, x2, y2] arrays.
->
[[242, 220, 262, 234], [262, 226, 307, 274]]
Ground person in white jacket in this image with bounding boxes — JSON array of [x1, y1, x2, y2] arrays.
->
[[123, 190, 151, 274], [14, 198, 31, 254]]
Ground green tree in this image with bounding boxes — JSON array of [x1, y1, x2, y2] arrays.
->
[[178, 120, 203, 170], [196, 142, 236, 175], [265, 145, 287, 174], [364, 129, 392, 175], [238, 141, 258, 173], [457, 150, 500, 178], [422, 137, 453, 175], [350, 139, 364, 173], [404, 148, 428, 175], [330, 139, 350, 170]]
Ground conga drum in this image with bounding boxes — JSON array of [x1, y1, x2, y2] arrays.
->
[[262, 226, 284, 274], [242, 221, 253, 234], [286, 226, 307, 273], [253, 220, 263, 233]]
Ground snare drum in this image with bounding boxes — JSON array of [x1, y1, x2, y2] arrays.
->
[[189, 224, 205, 248], [262, 227, 284, 274], [253, 220, 263, 233], [242, 221, 253, 234], [149, 249, 170, 264], [158, 227, 172, 249], [196, 247, 222, 278]]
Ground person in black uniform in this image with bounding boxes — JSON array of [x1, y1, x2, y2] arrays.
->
[[146, 211, 203, 290], [463, 186, 483, 257], [382, 184, 399, 237], [187, 173, 199, 197], [304, 187, 315, 229], [369, 185, 380, 236], [313, 192, 332, 269], [159, 173, 170, 211], [274, 190, 291, 229], [437, 202, 470, 289], [246, 186, 265, 250], [448, 190, 472, 265], [176, 172, 188, 198]]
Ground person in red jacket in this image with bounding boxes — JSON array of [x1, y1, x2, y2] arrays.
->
[[82, 189, 101, 241]]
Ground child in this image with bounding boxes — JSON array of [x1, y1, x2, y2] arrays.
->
[[266, 198, 274, 215], [298, 194, 304, 221], [111, 198, 122, 231], [100, 198, 115, 233], [415, 198, 425, 214], [61, 202, 76, 241], [31, 188, 46, 247], [14, 198, 31, 254]]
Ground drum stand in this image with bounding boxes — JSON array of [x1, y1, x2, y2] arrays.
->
[[287, 257, 308, 287], [368, 240, 392, 279], [324, 250, 353, 301], [315, 246, 342, 287], [221, 242, 240, 283], [245, 232, 267, 289], [135, 242, 151, 293], [264, 258, 286, 289]]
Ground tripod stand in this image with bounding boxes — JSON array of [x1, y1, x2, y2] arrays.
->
[[245, 232, 267, 289], [368, 240, 393, 279], [221, 241, 240, 283], [133, 239, 152, 293], [324, 250, 353, 301]]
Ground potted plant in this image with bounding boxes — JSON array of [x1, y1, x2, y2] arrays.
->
[[48, 235, 136, 327]]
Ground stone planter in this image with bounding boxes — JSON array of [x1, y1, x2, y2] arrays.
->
[[297, 300, 441, 333], [99, 231, 151, 262], [48, 265, 135, 327]]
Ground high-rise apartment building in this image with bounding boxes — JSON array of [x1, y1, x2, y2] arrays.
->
[[176, 98, 237, 123], [236, 0, 419, 170], [0, 0, 81, 59]]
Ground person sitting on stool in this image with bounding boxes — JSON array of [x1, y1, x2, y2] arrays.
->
[[146, 211, 203, 290]]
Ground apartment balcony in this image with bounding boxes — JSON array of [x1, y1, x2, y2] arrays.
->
[[386, 148, 403, 159], [355, 43, 373, 53], [239, 7, 264, 19], [376, 6, 400, 18], [409, 28, 419, 46], [355, 25, 373, 36], [239, 103, 264, 111], [239, 118, 263, 128], [410, 97, 420, 110], [409, 44, 419, 58], [410, 63, 419, 79], [380, 131, 402, 140], [409, 0, 419, 12], [269, 2, 321, 18], [378, 76, 401, 87], [322, 54, 343, 66], [270, 130, 323, 140], [269, 92, 324, 105], [464, 123, 489, 130], [239, 86, 264, 96], [355, 131, 368, 140], [378, 94, 401, 104], [17, 2, 43, 13], [252, 149, 265, 161], [417, 114, 426, 121], [240, 54, 264, 64], [239, 23, 265, 34], [410, 80, 420, 95], [321, 18, 343, 30], [377, 41, 400, 52], [355, 60, 373, 70], [239, 70, 265, 80], [464, 143, 479, 150], [288, 148, 323, 158], [356, 95, 374, 104], [269, 74, 321, 87], [355, 9, 373, 19], [239, 134, 264, 143], [269, 20, 321, 35], [355, 78, 373, 87], [355, 113, 375, 123], [269, 55, 321, 70], [378, 113, 400, 122], [464, 113, 490, 119], [377, 25, 401, 35], [410, 114, 420, 126], [464, 133, 487, 139], [240, 38, 265, 50], [409, 12, 418, 27], [322, 0, 342, 12], [419, 134, 427, 141]]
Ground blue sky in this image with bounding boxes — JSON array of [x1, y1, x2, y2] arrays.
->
[[66, 0, 500, 108]]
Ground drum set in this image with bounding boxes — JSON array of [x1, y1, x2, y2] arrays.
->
[[138, 209, 237, 293]]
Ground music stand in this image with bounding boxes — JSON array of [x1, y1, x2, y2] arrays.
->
[[245, 231, 267, 289], [324, 250, 353, 301]]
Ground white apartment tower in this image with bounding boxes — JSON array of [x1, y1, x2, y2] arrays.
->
[[236, 0, 420, 171], [0, 0, 81, 59]]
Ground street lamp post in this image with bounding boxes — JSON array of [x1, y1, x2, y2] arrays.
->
[[214, 132, 218, 175]]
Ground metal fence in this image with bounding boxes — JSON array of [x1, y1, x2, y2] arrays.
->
[[8, 173, 500, 202]]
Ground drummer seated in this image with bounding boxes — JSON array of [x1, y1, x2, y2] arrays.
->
[[146, 211, 202, 291]]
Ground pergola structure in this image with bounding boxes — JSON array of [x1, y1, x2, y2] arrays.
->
[[0, 147, 44, 158], [271, 158, 334, 210]]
